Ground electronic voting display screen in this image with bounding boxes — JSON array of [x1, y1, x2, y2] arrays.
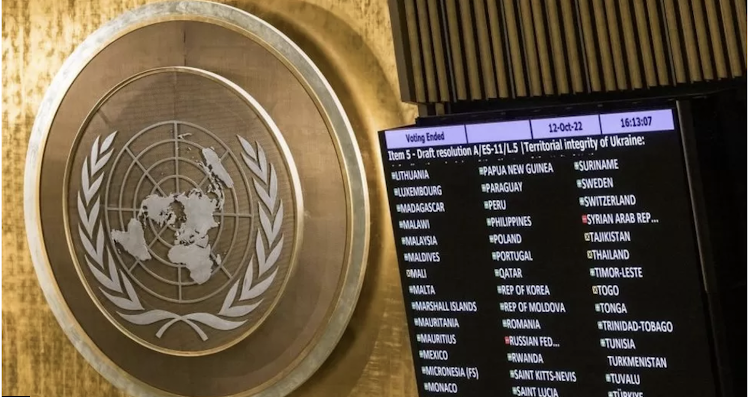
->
[[378, 104, 720, 397]]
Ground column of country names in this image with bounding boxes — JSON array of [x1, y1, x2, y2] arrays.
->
[[387, 160, 482, 396], [479, 153, 579, 397], [578, 134, 684, 397]]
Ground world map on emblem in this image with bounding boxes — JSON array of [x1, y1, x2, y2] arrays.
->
[[111, 145, 234, 285], [67, 69, 301, 356]]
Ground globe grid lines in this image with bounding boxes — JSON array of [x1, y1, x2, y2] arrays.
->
[[131, 158, 232, 269], [132, 155, 239, 282], [110, 131, 249, 302], [121, 146, 237, 294], [124, 137, 245, 298], [106, 204, 252, 288], [75, 127, 286, 345], [103, 120, 256, 304]]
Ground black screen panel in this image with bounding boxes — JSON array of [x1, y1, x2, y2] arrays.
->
[[378, 103, 720, 397]]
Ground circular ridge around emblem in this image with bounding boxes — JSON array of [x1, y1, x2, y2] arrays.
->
[[63, 66, 304, 357], [24, 2, 369, 397]]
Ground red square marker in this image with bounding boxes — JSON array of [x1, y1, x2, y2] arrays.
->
[[581, 215, 588, 224], [504, 336, 510, 345]]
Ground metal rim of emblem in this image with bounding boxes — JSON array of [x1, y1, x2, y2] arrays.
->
[[24, 1, 369, 396]]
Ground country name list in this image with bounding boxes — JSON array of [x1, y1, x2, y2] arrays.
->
[[380, 108, 719, 397]]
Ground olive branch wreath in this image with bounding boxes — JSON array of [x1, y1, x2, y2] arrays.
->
[[77, 131, 283, 341]]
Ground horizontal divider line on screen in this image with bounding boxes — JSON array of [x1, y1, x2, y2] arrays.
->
[[384, 109, 674, 149]]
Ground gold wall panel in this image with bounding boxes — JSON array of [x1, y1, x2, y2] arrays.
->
[[391, 0, 748, 103], [2, 0, 418, 396]]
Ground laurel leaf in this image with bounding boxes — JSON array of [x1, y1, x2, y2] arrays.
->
[[85, 175, 103, 204], [259, 206, 273, 243], [79, 226, 102, 265], [254, 182, 273, 211], [256, 233, 266, 272], [261, 236, 283, 275], [102, 289, 144, 311], [242, 153, 263, 179], [243, 256, 254, 290], [120, 270, 144, 310], [185, 313, 246, 331], [105, 249, 120, 290], [118, 309, 176, 324], [268, 167, 278, 211], [219, 281, 240, 316], [257, 144, 268, 183], [218, 302, 261, 317], [95, 227, 104, 265], [81, 158, 90, 199], [238, 136, 256, 160], [242, 268, 277, 300], [101, 131, 117, 153], [242, 153, 263, 180], [90, 136, 100, 170], [93, 150, 113, 174], [88, 200, 100, 236], [86, 257, 118, 291], [77, 191, 86, 216], [271, 203, 283, 242], [78, 194, 96, 236]]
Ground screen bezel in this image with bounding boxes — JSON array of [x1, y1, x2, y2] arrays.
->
[[676, 99, 733, 397]]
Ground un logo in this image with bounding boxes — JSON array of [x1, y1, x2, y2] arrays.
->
[[26, 2, 369, 396], [71, 67, 301, 356]]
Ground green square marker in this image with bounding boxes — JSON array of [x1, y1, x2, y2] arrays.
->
[[576, 179, 582, 188], [509, 370, 514, 378], [590, 268, 596, 276], [574, 162, 580, 170], [579, 197, 585, 206], [600, 339, 606, 347], [597, 321, 603, 330], [595, 303, 601, 312], [605, 374, 611, 382], [507, 353, 512, 361]]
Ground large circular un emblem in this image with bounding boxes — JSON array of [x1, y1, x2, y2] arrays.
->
[[72, 68, 301, 355], [25, 2, 368, 396]]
